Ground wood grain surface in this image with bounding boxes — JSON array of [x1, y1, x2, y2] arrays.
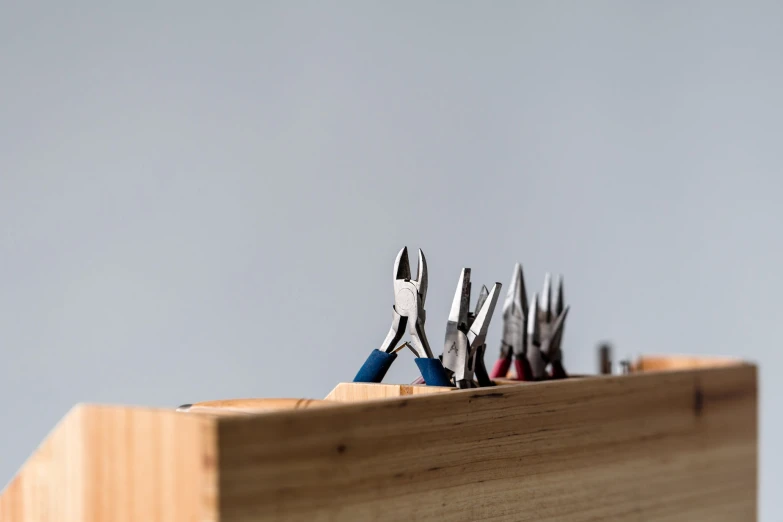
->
[[0, 357, 758, 522], [219, 364, 757, 522], [0, 405, 217, 522]]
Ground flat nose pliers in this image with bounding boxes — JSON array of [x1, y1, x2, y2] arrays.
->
[[440, 268, 501, 388]]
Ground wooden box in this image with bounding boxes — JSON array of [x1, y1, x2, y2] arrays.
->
[[0, 355, 757, 521]]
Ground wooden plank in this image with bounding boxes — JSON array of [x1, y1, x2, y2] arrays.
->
[[0, 405, 219, 522], [217, 364, 757, 522]]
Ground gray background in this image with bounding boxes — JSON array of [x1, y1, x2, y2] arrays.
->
[[1, 1, 778, 519]]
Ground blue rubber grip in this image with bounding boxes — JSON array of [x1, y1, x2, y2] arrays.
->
[[353, 349, 397, 383], [414, 358, 453, 387]]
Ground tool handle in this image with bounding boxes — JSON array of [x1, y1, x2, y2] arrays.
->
[[514, 357, 534, 381], [354, 349, 397, 383], [550, 361, 568, 379], [414, 358, 453, 387], [474, 352, 495, 387], [489, 357, 512, 379]]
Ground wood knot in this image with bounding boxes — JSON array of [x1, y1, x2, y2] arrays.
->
[[693, 384, 704, 417]]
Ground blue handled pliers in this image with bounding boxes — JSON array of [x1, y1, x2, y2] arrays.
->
[[353, 246, 451, 386]]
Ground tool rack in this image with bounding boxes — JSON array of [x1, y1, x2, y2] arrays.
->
[[0, 355, 757, 521]]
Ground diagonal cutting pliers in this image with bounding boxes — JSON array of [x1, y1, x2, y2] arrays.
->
[[353, 247, 451, 386]]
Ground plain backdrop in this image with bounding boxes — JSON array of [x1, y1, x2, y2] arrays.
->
[[1, 1, 779, 519]]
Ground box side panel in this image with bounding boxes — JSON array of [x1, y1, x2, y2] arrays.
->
[[218, 365, 757, 522], [0, 406, 87, 522], [79, 405, 218, 522]]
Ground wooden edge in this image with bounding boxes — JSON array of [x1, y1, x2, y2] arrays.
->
[[324, 382, 455, 402], [179, 398, 338, 416], [633, 354, 751, 372], [324, 355, 754, 403]]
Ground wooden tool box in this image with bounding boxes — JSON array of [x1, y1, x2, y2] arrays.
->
[[0, 355, 757, 522]]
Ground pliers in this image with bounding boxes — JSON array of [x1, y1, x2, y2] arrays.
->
[[467, 285, 495, 387], [490, 265, 571, 381], [353, 247, 452, 386], [536, 274, 570, 379], [528, 276, 569, 381], [489, 263, 531, 380], [440, 268, 501, 388]]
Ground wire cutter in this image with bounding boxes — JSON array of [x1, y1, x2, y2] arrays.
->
[[489, 263, 532, 380], [440, 268, 501, 389], [353, 247, 451, 386]]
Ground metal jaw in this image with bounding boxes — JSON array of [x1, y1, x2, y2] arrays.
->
[[526, 294, 546, 379], [501, 263, 528, 361], [441, 268, 501, 388], [542, 306, 569, 365], [378, 247, 434, 359], [530, 275, 569, 379], [538, 274, 567, 366]]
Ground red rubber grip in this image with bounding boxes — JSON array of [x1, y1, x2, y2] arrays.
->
[[490, 357, 512, 379], [514, 358, 534, 381]]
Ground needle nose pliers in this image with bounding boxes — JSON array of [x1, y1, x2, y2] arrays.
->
[[490, 264, 571, 381]]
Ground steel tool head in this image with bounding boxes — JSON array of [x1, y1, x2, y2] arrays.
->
[[527, 294, 541, 346], [392, 246, 428, 301], [540, 273, 552, 323], [467, 283, 501, 350], [553, 274, 565, 317], [473, 285, 489, 323], [416, 248, 428, 303], [393, 246, 411, 280], [543, 306, 569, 364], [442, 268, 472, 383], [380, 246, 434, 359], [527, 294, 546, 379], [448, 268, 471, 327], [537, 273, 564, 360], [503, 263, 528, 319], [500, 263, 528, 359], [391, 246, 428, 314], [443, 272, 501, 388]]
